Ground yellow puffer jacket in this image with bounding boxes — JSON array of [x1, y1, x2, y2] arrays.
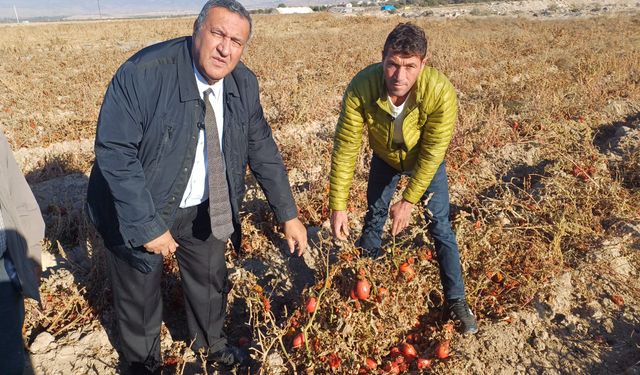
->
[[330, 63, 457, 211]]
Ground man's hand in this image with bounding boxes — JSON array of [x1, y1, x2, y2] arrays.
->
[[144, 230, 179, 257], [283, 218, 308, 256], [331, 210, 350, 241], [389, 199, 415, 236]]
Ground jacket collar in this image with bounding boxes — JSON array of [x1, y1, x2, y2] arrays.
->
[[224, 67, 240, 99], [178, 36, 200, 103]]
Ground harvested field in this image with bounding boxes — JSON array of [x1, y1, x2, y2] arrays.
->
[[1, 3, 639, 374]]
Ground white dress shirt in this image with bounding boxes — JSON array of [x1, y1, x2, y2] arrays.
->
[[179, 65, 225, 208]]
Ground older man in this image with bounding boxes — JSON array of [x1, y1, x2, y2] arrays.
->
[[330, 23, 478, 334], [86, 0, 307, 372]]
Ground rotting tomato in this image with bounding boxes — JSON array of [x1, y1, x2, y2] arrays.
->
[[400, 343, 417, 361], [383, 361, 400, 374], [328, 352, 341, 369], [443, 323, 454, 333], [306, 296, 317, 313], [389, 346, 402, 358], [260, 295, 271, 312], [292, 333, 305, 349], [611, 294, 624, 306], [365, 357, 377, 370], [435, 340, 450, 359], [416, 357, 432, 369], [350, 288, 358, 300], [398, 262, 415, 281], [418, 248, 433, 261], [163, 356, 179, 366]]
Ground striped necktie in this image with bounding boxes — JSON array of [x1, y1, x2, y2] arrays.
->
[[204, 88, 234, 240]]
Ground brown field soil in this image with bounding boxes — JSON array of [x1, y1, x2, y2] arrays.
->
[[1, 2, 639, 374]]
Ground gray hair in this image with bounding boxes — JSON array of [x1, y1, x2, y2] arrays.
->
[[194, 0, 253, 39]]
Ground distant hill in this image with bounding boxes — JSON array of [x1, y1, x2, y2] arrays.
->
[[0, 0, 347, 21]]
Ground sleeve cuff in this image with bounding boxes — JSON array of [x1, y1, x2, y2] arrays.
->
[[273, 205, 298, 224], [122, 215, 169, 248]]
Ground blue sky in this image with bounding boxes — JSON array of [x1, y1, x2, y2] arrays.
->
[[1, 0, 335, 19]]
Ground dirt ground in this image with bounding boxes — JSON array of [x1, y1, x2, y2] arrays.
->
[[2, 0, 639, 374]]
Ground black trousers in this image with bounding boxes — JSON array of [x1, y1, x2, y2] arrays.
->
[[107, 201, 228, 371]]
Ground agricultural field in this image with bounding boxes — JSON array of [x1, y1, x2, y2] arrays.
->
[[1, 2, 639, 374]]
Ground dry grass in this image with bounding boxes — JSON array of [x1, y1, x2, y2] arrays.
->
[[3, 12, 639, 374]]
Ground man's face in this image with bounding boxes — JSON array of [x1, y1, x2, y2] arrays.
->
[[192, 7, 250, 84], [382, 52, 427, 100]]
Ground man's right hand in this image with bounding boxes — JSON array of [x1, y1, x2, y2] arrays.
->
[[144, 230, 179, 257], [330, 210, 350, 241]]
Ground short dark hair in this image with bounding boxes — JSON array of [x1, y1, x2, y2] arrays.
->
[[382, 23, 427, 59], [194, 0, 253, 39]]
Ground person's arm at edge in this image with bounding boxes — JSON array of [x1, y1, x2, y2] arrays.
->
[[329, 82, 365, 241], [2, 133, 44, 288]]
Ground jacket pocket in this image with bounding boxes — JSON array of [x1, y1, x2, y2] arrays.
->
[[147, 124, 174, 185]]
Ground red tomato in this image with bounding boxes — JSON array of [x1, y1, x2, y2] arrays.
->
[[435, 340, 450, 359], [416, 357, 432, 369], [350, 288, 358, 300], [328, 353, 341, 369], [389, 346, 402, 358], [398, 362, 409, 372], [399, 263, 415, 281], [292, 333, 305, 349], [365, 357, 377, 370], [383, 362, 400, 374], [443, 323, 454, 333], [163, 356, 179, 366], [260, 295, 271, 312], [355, 279, 371, 300], [400, 343, 417, 361], [418, 248, 433, 261], [306, 297, 317, 313]]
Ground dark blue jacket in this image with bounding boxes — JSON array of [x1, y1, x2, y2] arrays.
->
[[86, 37, 297, 271]]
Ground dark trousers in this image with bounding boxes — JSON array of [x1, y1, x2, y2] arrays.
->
[[0, 255, 26, 375], [358, 155, 466, 301], [107, 201, 228, 372]]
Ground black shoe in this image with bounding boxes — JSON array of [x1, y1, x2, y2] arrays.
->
[[447, 299, 479, 335], [128, 361, 162, 375], [208, 345, 249, 367]]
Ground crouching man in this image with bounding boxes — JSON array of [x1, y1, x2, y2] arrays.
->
[[329, 23, 478, 334]]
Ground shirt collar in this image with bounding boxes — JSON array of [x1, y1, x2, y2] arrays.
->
[[193, 62, 224, 100]]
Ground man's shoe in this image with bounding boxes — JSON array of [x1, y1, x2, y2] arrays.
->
[[208, 345, 249, 367], [447, 299, 479, 335], [128, 361, 162, 375]]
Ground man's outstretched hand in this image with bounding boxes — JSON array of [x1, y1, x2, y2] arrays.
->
[[283, 217, 308, 256], [390, 199, 415, 236], [331, 210, 350, 241]]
